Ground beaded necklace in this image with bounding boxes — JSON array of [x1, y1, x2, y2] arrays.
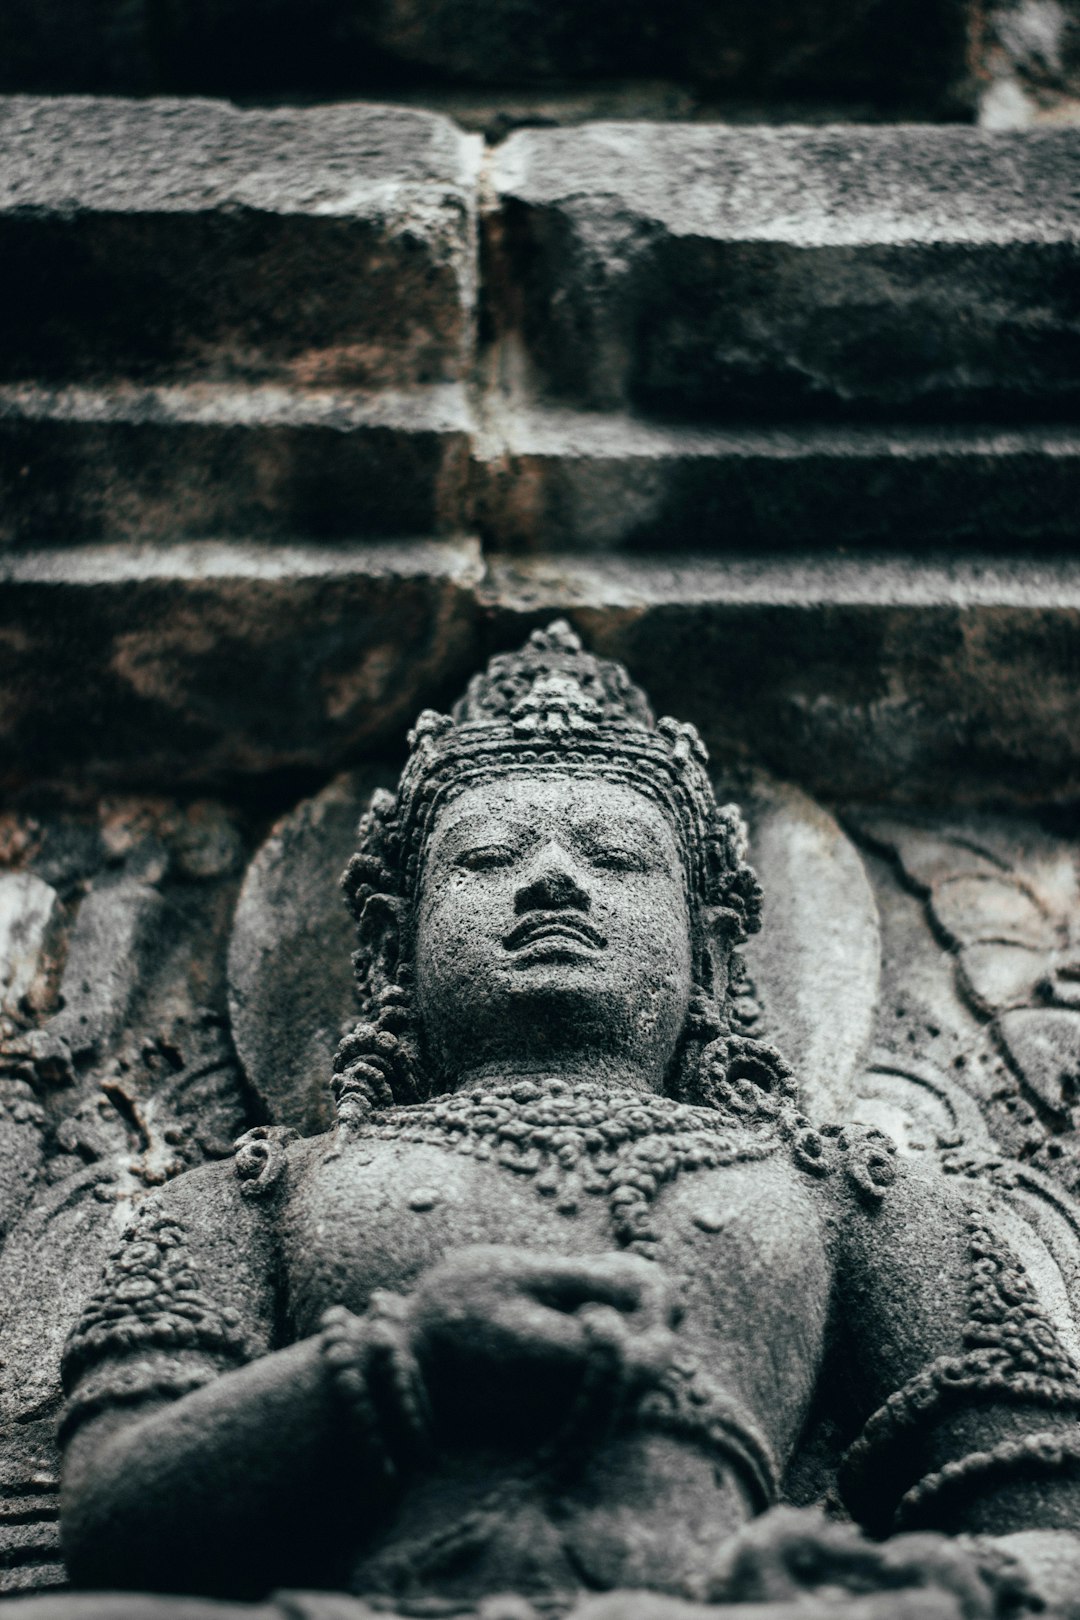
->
[[354, 1077, 783, 1257]]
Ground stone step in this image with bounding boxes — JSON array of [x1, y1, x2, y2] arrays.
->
[[1, 542, 1077, 802], [4, 390, 1080, 550], [471, 408, 1080, 551], [0, 540, 485, 789], [0, 98, 480, 389], [0, 384, 473, 543], [6, 101, 1080, 427], [0, 0, 971, 110], [487, 124, 1080, 419]]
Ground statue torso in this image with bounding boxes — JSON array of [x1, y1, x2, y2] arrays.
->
[[278, 1080, 836, 1600]]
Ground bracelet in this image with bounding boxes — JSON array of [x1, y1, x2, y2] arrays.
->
[[320, 1293, 432, 1481]]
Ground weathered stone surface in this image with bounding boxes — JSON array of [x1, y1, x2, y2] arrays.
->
[[845, 809, 1080, 1333], [4, 103, 1080, 552], [471, 409, 1080, 551], [487, 124, 1080, 418], [8, 876, 166, 1085], [8, 392, 1080, 552], [851, 809, 1080, 1134], [16, 625, 1078, 1619], [2, 546, 1079, 803], [0, 0, 971, 108], [0, 98, 480, 388], [976, 0, 1080, 127], [0, 384, 472, 543], [0, 873, 63, 1023], [480, 554, 1080, 802], [226, 767, 878, 1134], [12, 393, 1080, 553], [0, 541, 484, 789], [0, 796, 255, 1597], [737, 778, 880, 1123], [228, 767, 394, 1137], [570, 1594, 961, 1620]]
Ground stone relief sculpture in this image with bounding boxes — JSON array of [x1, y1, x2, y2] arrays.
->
[[2, 625, 1080, 1617]]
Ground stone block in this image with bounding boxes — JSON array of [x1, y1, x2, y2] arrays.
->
[[0, 0, 970, 112], [2, 543, 1078, 803], [0, 98, 480, 388], [479, 553, 1080, 801], [487, 124, 1080, 418], [471, 409, 1080, 550], [0, 540, 484, 787], [0, 873, 62, 1021], [0, 384, 472, 543], [976, 0, 1080, 128]]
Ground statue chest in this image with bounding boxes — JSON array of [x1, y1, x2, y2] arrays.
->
[[283, 1134, 627, 1332], [281, 1113, 835, 1455]]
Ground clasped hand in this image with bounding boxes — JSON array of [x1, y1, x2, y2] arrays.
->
[[403, 1244, 679, 1445]]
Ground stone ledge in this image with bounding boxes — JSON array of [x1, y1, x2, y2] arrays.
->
[[0, 540, 485, 787], [0, 384, 473, 542], [0, 98, 481, 388], [481, 553, 1080, 802], [2, 544, 1078, 802], [471, 409, 1080, 550], [8, 392, 1079, 551], [487, 124, 1080, 417]]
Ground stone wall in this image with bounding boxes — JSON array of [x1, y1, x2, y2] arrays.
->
[[1, 11, 1079, 1601], [2, 98, 1080, 800]]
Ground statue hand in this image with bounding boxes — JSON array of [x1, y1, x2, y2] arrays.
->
[[705, 1508, 1038, 1619], [406, 1244, 678, 1444]]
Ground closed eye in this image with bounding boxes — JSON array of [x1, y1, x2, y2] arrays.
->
[[589, 847, 649, 872], [457, 845, 518, 871]]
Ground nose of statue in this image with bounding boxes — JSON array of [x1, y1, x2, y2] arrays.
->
[[514, 848, 591, 916]]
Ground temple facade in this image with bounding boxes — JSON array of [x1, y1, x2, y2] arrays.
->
[[0, 10, 1079, 1613]]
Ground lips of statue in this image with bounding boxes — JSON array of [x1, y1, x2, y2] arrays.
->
[[413, 774, 694, 1093]]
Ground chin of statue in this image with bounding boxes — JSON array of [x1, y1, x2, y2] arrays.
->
[[425, 977, 682, 1094]]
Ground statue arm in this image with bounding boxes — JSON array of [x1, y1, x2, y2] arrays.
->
[[59, 1154, 405, 1598], [836, 1163, 1080, 1612], [62, 1333, 356, 1596]]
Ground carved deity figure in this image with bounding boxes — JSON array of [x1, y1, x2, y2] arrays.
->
[[49, 626, 1080, 1617]]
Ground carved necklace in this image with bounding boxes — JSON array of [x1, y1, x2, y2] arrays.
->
[[352, 1077, 783, 1256]]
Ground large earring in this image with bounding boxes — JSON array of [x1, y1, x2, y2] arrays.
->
[[668, 986, 725, 1106], [694, 1033, 797, 1124], [331, 966, 423, 1129]]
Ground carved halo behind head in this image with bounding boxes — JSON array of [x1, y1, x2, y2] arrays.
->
[[332, 622, 793, 1126]]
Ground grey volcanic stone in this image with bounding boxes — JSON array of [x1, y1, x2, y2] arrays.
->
[[226, 767, 879, 1135], [471, 409, 1080, 551], [487, 124, 1080, 418], [33, 625, 1080, 1617], [1, 544, 1079, 803], [977, 0, 1080, 127], [0, 0, 970, 108], [229, 767, 394, 1137], [480, 553, 1080, 802], [0, 98, 480, 388], [0, 384, 472, 544], [8, 392, 1080, 553], [0, 540, 483, 788]]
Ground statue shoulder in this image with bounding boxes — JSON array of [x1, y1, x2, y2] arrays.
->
[[103, 1123, 313, 1229], [58, 1132, 318, 1449], [834, 1156, 985, 1361], [833, 1155, 1080, 1537]]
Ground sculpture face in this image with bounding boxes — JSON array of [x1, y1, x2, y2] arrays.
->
[[413, 772, 693, 1092]]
